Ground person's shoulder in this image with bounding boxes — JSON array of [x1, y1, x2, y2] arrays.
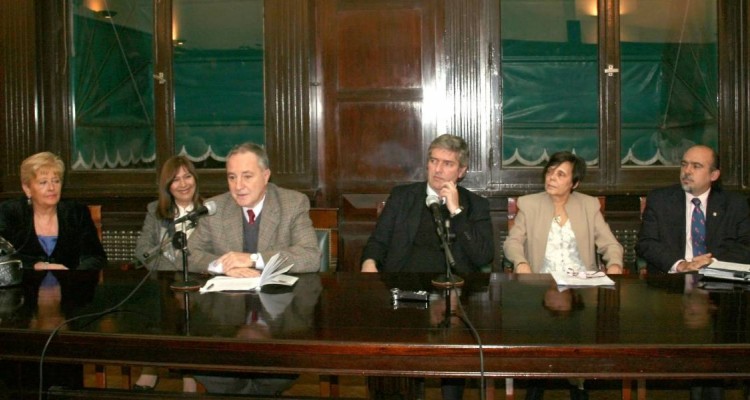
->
[[570, 191, 599, 207], [390, 182, 424, 196], [0, 197, 23, 210], [146, 200, 158, 212], [712, 187, 748, 205]]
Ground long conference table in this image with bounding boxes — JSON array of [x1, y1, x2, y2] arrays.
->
[[1, 269, 750, 390]]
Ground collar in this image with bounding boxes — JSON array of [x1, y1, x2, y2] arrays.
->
[[243, 194, 266, 223]]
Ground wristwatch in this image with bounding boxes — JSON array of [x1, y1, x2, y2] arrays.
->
[[250, 253, 259, 266], [450, 206, 464, 217]]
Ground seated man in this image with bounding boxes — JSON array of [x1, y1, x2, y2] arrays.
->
[[361, 134, 494, 400], [188, 142, 320, 395], [361, 134, 494, 275], [637, 144, 750, 400]]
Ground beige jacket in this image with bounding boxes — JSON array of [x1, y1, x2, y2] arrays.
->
[[503, 191, 623, 273]]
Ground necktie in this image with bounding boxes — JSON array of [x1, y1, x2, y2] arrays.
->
[[247, 209, 255, 225], [691, 198, 707, 257]]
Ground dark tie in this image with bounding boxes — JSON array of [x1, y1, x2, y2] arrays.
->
[[247, 209, 255, 225], [691, 198, 707, 257]]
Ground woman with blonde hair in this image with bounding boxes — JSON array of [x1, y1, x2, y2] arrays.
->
[[0, 151, 106, 271]]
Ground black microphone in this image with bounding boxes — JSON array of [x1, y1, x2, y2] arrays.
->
[[173, 200, 217, 224], [425, 195, 444, 228]]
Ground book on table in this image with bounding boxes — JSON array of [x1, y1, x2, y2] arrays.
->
[[200, 253, 297, 293]]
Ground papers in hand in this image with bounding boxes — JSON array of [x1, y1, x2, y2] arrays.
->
[[699, 259, 750, 282], [551, 270, 615, 287], [200, 253, 298, 293]]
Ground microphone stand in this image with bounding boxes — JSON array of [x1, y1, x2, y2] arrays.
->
[[431, 217, 464, 289], [169, 221, 201, 292]]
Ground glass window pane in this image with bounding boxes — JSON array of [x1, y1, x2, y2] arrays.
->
[[501, 0, 599, 167], [620, 0, 718, 166], [70, 0, 155, 170], [173, 0, 264, 168]]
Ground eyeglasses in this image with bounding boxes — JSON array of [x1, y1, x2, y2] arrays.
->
[[565, 266, 606, 279]]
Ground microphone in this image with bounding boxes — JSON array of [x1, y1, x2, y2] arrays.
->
[[173, 201, 217, 224], [425, 195, 444, 227]]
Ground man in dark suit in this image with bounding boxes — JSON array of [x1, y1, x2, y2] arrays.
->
[[637, 144, 750, 275], [637, 144, 750, 400], [361, 134, 494, 275], [360, 134, 493, 400], [187, 142, 320, 395]]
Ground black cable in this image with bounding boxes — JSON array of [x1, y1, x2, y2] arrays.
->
[[36, 228, 168, 399], [452, 286, 486, 400]]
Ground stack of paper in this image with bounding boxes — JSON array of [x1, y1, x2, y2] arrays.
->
[[699, 259, 750, 282], [551, 271, 615, 288]]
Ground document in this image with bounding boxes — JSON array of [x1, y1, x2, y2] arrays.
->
[[551, 271, 615, 288], [698, 259, 750, 282], [200, 253, 298, 293]]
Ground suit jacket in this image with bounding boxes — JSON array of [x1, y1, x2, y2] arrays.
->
[[188, 183, 320, 273], [360, 182, 494, 273], [636, 184, 750, 274], [503, 191, 623, 273], [133, 201, 182, 271], [0, 197, 106, 270]]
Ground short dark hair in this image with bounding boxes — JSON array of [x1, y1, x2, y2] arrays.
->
[[542, 151, 587, 190]]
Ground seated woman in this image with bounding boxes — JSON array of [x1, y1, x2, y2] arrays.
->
[[0, 151, 106, 392], [132, 155, 203, 392], [502, 151, 623, 400], [503, 151, 623, 275], [0, 151, 106, 271]]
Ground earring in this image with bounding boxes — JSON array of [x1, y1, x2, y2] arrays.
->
[[27, 197, 31, 205]]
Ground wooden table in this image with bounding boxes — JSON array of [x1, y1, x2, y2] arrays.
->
[[2, 270, 750, 382]]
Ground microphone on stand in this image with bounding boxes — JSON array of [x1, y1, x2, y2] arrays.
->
[[173, 201, 217, 224], [171, 201, 217, 292], [426, 195, 464, 289]]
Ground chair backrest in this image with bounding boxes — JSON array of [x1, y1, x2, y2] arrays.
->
[[87, 205, 103, 240], [316, 229, 331, 272]]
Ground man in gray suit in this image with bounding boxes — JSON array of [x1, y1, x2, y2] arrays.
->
[[187, 142, 320, 395], [189, 142, 320, 277]]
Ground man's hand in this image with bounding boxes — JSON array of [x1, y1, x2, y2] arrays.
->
[[677, 253, 714, 272], [224, 265, 261, 278], [34, 262, 67, 270], [361, 259, 378, 273], [437, 181, 461, 215], [218, 251, 254, 270]]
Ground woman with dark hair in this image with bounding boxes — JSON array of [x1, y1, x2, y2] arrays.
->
[[503, 151, 622, 400], [132, 156, 202, 392], [504, 151, 623, 275]]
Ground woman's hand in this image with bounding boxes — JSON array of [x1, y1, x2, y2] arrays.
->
[[515, 262, 532, 273], [34, 262, 68, 270], [606, 264, 623, 274]]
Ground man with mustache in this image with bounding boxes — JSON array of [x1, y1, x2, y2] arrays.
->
[[637, 144, 750, 400], [637, 144, 750, 274]]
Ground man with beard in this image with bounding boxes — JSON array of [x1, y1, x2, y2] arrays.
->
[[637, 145, 750, 275]]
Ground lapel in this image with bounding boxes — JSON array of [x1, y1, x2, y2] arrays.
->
[[705, 188, 724, 245], [222, 195, 245, 252], [670, 187, 688, 251], [404, 183, 428, 243], [257, 184, 279, 252]]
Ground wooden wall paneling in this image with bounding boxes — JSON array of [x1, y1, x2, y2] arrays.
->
[[265, 0, 316, 191], [0, 0, 38, 194], [320, 0, 439, 199], [443, 0, 490, 189]]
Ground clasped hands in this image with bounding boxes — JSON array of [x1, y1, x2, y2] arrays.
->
[[218, 251, 261, 278], [515, 262, 623, 275]]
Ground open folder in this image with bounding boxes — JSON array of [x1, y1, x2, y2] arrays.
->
[[699, 259, 750, 282], [200, 253, 297, 293]]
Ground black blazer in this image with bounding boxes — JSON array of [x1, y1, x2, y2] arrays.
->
[[0, 197, 106, 270], [636, 184, 750, 274], [361, 182, 494, 273]]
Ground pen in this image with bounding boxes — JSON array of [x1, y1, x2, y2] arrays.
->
[[206, 283, 214, 290]]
